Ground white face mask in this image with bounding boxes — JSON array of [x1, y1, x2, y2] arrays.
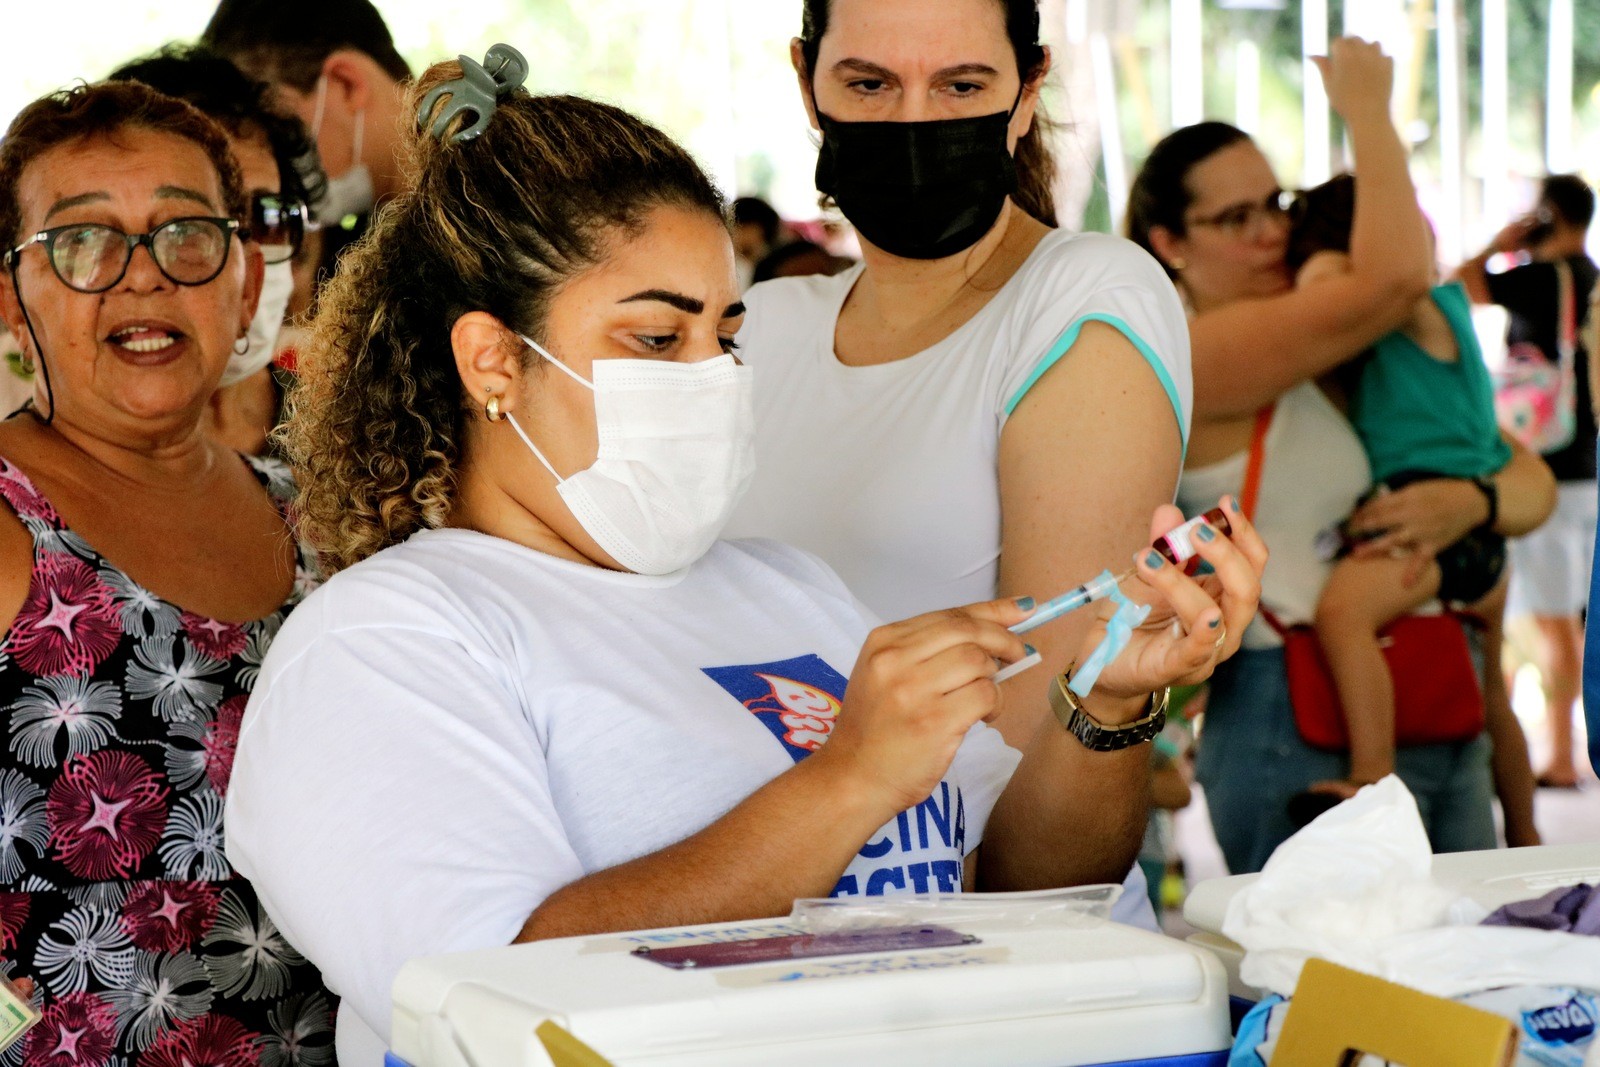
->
[[220, 260, 294, 388], [505, 335, 756, 575], [310, 76, 375, 221]]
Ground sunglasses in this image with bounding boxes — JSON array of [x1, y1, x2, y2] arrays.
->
[[5, 217, 240, 294], [248, 193, 308, 265]]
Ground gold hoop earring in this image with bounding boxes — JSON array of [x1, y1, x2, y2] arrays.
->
[[485, 393, 503, 422]]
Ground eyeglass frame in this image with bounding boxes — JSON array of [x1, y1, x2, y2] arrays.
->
[[3, 216, 243, 294], [248, 193, 308, 265], [1185, 190, 1296, 239]]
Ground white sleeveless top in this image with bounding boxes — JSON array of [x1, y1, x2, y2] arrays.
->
[[1177, 382, 1371, 647]]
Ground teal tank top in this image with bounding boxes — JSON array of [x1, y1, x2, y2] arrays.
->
[[1350, 281, 1513, 483]]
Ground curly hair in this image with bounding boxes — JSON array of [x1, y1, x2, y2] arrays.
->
[[282, 58, 725, 572]]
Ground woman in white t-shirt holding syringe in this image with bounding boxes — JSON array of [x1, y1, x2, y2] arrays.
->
[[223, 58, 1263, 1063]]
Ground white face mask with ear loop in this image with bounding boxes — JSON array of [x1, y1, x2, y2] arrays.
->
[[219, 260, 294, 388], [310, 75, 375, 221], [503, 334, 756, 576]]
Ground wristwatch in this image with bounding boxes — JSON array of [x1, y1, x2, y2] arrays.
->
[[1467, 475, 1499, 532], [1048, 672, 1169, 752]]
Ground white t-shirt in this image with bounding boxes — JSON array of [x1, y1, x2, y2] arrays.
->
[[224, 530, 1021, 1063], [725, 230, 1192, 623]]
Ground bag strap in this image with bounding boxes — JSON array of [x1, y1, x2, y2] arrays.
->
[[1240, 404, 1274, 523], [1240, 404, 1290, 637], [1556, 259, 1576, 368]]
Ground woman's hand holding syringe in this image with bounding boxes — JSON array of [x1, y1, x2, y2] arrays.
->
[[995, 502, 1259, 691]]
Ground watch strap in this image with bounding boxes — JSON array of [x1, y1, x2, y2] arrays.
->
[[1048, 673, 1169, 752]]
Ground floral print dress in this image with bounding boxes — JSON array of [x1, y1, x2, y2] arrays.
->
[[0, 453, 335, 1067]]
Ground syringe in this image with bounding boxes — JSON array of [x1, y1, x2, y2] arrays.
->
[[1009, 568, 1131, 637], [991, 507, 1232, 682]]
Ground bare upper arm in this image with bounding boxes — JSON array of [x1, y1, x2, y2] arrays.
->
[[993, 321, 1183, 744], [1191, 268, 1428, 421], [0, 500, 33, 638]]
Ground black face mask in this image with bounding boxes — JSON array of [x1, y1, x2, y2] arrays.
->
[[814, 107, 1018, 261]]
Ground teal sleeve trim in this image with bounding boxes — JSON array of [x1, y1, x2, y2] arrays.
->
[[1002, 313, 1189, 454]]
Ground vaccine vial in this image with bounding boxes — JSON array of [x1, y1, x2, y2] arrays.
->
[[1153, 507, 1232, 574]]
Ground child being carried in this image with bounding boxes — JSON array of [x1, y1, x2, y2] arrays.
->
[[1290, 174, 1511, 800]]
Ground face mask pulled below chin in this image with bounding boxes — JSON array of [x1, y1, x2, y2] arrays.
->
[[220, 260, 294, 388], [506, 337, 756, 575], [815, 107, 1018, 261]]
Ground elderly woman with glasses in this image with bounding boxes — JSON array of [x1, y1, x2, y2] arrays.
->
[[0, 81, 334, 1060], [1124, 38, 1557, 872], [109, 43, 324, 457]]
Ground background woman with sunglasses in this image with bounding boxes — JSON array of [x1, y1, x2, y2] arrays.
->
[[0, 81, 334, 1060], [110, 44, 325, 458], [1127, 37, 1556, 872]]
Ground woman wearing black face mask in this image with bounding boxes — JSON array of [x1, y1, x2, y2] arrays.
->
[[724, 0, 1194, 929]]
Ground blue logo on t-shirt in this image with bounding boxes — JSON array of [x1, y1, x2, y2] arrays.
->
[[703, 653, 968, 897], [703, 655, 848, 763]]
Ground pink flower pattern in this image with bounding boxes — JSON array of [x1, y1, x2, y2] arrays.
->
[[142, 1014, 262, 1067], [182, 613, 249, 663], [121, 879, 221, 954], [0, 454, 334, 1062], [8, 554, 121, 679], [22, 992, 116, 1067], [0, 892, 29, 952], [203, 698, 246, 798], [47, 752, 169, 881]]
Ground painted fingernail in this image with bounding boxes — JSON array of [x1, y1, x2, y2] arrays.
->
[[1225, 495, 1240, 513], [1195, 561, 1217, 577], [1145, 550, 1165, 569], [1024, 644, 1038, 657], [1015, 596, 1036, 611], [1196, 523, 1217, 543], [1208, 616, 1222, 629]]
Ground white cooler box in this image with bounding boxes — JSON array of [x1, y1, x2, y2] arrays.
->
[[1182, 842, 1600, 999], [387, 916, 1232, 1067]]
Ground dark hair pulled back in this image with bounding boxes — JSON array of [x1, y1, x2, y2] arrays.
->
[[109, 43, 328, 218], [1125, 121, 1252, 277], [284, 59, 726, 572], [798, 0, 1058, 227]]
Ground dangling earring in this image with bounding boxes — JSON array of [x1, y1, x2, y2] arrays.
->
[[233, 335, 251, 355], [485, 392, 503, 422]]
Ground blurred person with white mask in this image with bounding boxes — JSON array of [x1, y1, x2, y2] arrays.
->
[[111, 44, 328, 456]]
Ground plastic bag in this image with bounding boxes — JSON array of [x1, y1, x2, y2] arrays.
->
[[1222, 776, 1600, 1000]]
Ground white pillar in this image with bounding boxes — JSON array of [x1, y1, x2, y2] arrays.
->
[[1302, 0, 1331, 185], [1235, 39, 1261, 135], [1481, 0, 1511, 229], [1092, 31, 1128, 228], [1170, 0, 1204, 129], [1436, 0, 1465, 266], [1547, 0, 1575, 173]]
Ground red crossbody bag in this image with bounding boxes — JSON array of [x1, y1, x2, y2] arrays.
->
[[1240, 405, 1486, 752]]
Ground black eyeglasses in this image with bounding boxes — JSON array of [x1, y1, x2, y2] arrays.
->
[[248, 193, 308, 265], [1188, 190, 1295, 239], [4, 217, 240, 294]]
